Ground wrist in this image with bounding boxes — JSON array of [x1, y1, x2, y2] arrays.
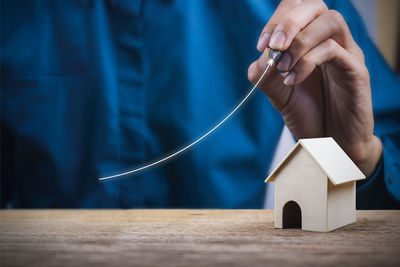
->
[[355, 135, 383, 178]]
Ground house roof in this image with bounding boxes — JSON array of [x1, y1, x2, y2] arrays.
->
[[265, 137, 366, 185]]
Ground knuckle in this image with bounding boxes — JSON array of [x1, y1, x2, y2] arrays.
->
[[285, 17, 301, 32], [355, 44, 365, 62], [325, 38, 337, 51], [324, 39, 339, 59], [327, 9, 345, 26], [320, 1, 328, 12], [314, 0, 328, 13], [300, 55, 313, 67], [293, 33, 309, 52], [277, 17, 299, 35]]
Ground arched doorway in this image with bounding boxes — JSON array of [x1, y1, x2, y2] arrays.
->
[[282, 201, 302, 229]]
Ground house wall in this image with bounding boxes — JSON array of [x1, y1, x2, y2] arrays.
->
[[327, 180, 356, 231], [274, 147, 328, 232]]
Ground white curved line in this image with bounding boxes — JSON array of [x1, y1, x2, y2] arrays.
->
[[99, 59, 274, 181]]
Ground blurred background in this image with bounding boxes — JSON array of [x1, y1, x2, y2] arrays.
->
[[352, 0, 399, 74], [1, 0, 399, 209]]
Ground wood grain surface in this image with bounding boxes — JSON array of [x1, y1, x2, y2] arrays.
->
[[1, 210, 399, 267]]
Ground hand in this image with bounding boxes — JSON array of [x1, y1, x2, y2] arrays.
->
[[248, 0, 382, 177]]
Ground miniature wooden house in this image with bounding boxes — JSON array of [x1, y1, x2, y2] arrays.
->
[[265, 137, 366, 232]]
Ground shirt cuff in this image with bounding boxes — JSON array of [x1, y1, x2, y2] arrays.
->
[[357, 152, 384, 189], [356, 143, 400, 209]]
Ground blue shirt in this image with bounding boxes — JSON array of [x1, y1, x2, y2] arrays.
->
[[1, 0, 399, 208]]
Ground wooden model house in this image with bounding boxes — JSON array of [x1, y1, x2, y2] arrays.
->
[[265, 137, 366, 232]]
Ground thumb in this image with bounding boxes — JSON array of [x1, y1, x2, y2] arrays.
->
[[248, 49, 293, 112]]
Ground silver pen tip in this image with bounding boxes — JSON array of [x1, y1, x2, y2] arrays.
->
[[270, 49, 284, 62]]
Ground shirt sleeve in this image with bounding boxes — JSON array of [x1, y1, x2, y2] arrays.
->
[[327, 0, 400, 209], [356, 144, 400, 209]]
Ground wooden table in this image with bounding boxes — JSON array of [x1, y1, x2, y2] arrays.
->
[[1, 210, 399, 266]]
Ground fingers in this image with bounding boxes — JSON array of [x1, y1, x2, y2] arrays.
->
[[268, 0, 328, 51], [248, 49, 293, 111], [276, 9, 361, 72], [257, 0, 302, 52], [252, 0, 365, 103], [283, 38, 364, 86]]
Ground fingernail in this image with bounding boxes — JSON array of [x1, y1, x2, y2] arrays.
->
[[284, 71, 296, 86], [269, 31, 286, 50], [277, 53, 292, 71], [279, 71, 288, 77], [257, 32, 271, 52]]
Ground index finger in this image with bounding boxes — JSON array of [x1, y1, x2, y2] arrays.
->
[[257, 0, 303, 52], [269, 0, 328, 51]]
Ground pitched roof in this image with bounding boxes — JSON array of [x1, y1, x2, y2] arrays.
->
[[265, 137, 366, 185]]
